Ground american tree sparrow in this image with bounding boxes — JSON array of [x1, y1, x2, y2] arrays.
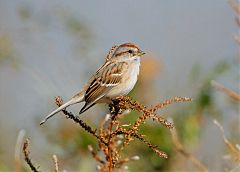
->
[[40, 43, 145, 125]]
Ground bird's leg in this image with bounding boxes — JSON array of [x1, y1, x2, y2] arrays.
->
[[109, 99, 121, 119], [109, 103, 114, 114]]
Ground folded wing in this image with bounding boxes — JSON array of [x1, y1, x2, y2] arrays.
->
[[79, 61, 127, 113]]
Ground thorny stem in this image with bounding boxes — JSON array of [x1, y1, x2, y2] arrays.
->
[[88, 145, 105, 164], [116, 96, 191, 146], [107, 101, 121, 171], [108, 121, 113, 172], [133, 134, 168, 158], [150, 97, 192, 112], [35, 96, 191, 171], [22, 139, 40, 172], [113, 128, 168, 159], [63, 109, 107, 145], [52, 155, 59, 172], [107, 116, 113, 172], [55, 96, 108, 146]]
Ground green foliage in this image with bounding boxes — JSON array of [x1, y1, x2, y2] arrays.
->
[[74, 130, 98, 150], [0, 163, 11, 172]]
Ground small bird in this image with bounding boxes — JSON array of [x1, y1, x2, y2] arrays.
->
[[40, 43, 145, 125]]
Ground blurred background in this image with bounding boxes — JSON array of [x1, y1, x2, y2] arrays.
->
[[0, 0, 239, 171]]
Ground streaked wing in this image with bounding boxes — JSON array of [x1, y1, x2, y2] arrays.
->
[[105, 45, 119, 62], [80, 61, 127, 113], [85, 61, 126, 103]]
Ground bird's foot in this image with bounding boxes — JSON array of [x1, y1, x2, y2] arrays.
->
[[109, 99, 122, 118]]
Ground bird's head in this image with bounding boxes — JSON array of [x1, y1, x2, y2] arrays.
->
[[110, 43, 145, 61]]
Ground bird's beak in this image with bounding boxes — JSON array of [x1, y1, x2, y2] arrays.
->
[[137, 50, 146, 56]]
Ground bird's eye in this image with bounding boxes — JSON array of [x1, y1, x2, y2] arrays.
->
[[128, 50, 133, 54]]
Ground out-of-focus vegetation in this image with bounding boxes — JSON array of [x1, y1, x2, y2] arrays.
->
[[0, 35, 19, 68]]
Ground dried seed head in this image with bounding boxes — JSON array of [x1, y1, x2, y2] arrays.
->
[[117, 135, 124, 139], [121, 124, 131, 127], [104, 114, 111, 122], [117, 140, 122, 145], [96, 165, 101, 170], [88, 145, 93, 152], [131, 156, 140, 160], [236, 144, 240, 151], [121, 109, 131, 115]]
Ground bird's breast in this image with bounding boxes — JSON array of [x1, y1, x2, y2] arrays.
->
[[106, 59, 140, 98]]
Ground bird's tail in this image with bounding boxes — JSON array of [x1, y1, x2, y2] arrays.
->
[[40, 93, 84, 125]]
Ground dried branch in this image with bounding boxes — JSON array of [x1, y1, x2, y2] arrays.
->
[[115, 155, 140, 168], [36, 96, 191, 171], [55, 96, 108, 146], [117, 96, 191, 146], [22, 139, 40, 172], [150, 97, 192, 113], [52, 155, 59, 172], [211, 80, 240, 101], [213, 119, 240, 163], [88, 145, 105, 164], [133, 133, 168, 158], [15, 129, 25, 172], [170, 119, 209, 172]]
